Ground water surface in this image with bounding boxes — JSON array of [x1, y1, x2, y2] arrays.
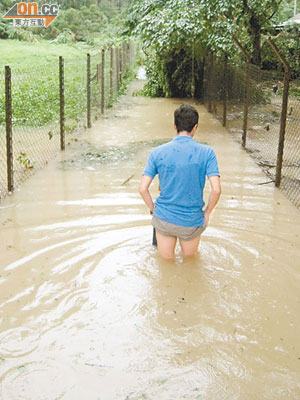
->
[[0, 79, 300, 399]]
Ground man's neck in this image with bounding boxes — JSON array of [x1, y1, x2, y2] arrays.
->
[[178, 130, 193, 137]]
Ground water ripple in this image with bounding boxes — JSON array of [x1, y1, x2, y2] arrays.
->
[[0, 328, 39, 358]]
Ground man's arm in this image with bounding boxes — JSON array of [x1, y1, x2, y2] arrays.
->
[[204, 175, 221, 224], [139, 175, 155, 214]]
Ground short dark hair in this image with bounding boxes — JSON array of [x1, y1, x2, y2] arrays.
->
[[174, 104, 199, 133]]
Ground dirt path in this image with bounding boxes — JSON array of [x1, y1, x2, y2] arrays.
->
[[0, 78, 300, 400]]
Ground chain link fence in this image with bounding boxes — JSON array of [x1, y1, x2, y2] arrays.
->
[[203, 55, 300, 209], [0, 68, 7, 196], [0, 42, 136, 202], [5, 62, 61, 191], [283, 93, 300, 205]]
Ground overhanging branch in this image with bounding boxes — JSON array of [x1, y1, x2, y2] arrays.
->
[[233, 35, 251, 62], [267, 37, 291, 73]]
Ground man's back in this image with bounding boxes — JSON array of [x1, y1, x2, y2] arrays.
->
[[143, 135, 219, 227], [139, 103, 221, 260]]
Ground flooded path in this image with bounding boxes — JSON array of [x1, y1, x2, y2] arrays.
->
[[1, 77, 300, 399]]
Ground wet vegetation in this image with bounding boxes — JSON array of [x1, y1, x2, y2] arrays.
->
[[61, 139, 169, 169], [125, 0, 300, 99], [0, 0, 134, 128], [0, 0, 129, 46]]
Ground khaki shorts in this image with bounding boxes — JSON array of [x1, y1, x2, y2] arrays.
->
[[152, 215, 207, 241]]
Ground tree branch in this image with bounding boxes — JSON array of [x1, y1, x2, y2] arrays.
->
[[233, 35, 251, 61], [242, 0, 250, 13], [265, 2, 281, 22]]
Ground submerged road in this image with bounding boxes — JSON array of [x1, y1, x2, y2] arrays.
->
[[0, 77, 300, 399]]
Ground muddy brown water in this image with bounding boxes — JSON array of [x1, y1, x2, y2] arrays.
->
[[1, 77, 300, 400]]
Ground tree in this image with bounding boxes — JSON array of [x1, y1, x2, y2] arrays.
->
[[54, 4, 108, 41], [0, 0, 14, 13], [201, 0, 282, 65], [126, 0, 211, 97], [126, 0, 294, 99]]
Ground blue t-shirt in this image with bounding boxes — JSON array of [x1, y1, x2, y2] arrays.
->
[[143, 135, 220, 227]]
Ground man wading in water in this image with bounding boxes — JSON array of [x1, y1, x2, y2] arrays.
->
[[139, 104, 221, 260]]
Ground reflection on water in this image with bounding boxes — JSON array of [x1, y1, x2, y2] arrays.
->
[[0, 79, 300, 399]]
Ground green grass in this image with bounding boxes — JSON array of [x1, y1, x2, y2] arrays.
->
[[0, 40, 94, 127], [0, 39, 138, 128], [0, 39, 98, 69]]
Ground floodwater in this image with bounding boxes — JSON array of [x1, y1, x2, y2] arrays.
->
[[1, 75, 300, 400]]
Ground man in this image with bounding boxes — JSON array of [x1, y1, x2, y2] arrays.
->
[[139, 104, 221, 260]]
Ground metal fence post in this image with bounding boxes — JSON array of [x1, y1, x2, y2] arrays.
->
[[97, 63, 101, 83], [275, 69, 290, 187], [59, 56, 65, 151], [242, 62, 250, 147], [267, 38, 291, 187], [125, 43, 129, 70], [101, 49, 105, 115], [208, 53, 213, 113], [222, 55, 228, 127], [122, 43, 126, 73], [87, 53, 91, 128], [110, 47, 113, 101], [119, 46, 123, 84], [116, 47, 120, 92], [129, 42, 134, 68], [126, 43, 129, 69], [5, 66, 13, 193], [127, 42, 131, 68]]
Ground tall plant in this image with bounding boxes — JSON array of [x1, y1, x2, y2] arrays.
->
[[126, 0, 211, 97]]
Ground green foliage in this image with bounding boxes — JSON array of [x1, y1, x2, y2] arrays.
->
[[52, 5, 108, 41], [141, 54, 170, 97], [0, 40, 137, 131], [58, 0, 127, 12], [0, 0, 12, 13], [97, 0, 118, 20], [124, 0, 243, 97], [1, 0, 126, 43], [275, 0, 299, 23], [118, 67, 139, 95], [0, 21, 9, 39], [289, 79, 300, 98], [0, 62, 87, 127], [16, 152, 35, 170], [126, 0, 284, 61], [126, 0, 210, 97], [0, 69, 59, 126], [290, 86, 300, 98], [0, 39, 94, 68], [0, 20, 39, 42], [201, 0, 283, 65], [261, 26, 300, 78], [51, 28, 76, 44], [126, 0, 300, 98], [126, 0, 206, 52]]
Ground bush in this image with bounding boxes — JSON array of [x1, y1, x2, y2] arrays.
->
[[51, 28, 76, 44], [0, 21, 9, 39], [261, 27, 300, 79], [53, 5, 108, 42], [0, 62, 87, 127]]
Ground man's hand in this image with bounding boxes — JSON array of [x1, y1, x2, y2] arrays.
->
[[139, 175, 155, 213], [204, 207, 210, 225], [204, 175, 221, 225]]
